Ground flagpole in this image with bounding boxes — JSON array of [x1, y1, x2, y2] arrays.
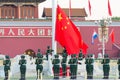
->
[[69, 0, 71, 19], [52, 0, 57, 56]]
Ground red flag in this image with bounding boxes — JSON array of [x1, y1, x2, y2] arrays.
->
[[109, 29, 114, 43], [82, 42, 88, 55], [108, 0, 112, 16], [88, 0, 91, 15], [55, 5, 82, 55]]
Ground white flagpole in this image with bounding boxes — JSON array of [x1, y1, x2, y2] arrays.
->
[[52, 0, 57, 56]]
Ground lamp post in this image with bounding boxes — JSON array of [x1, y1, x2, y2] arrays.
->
[[95, 18, 112, 57]]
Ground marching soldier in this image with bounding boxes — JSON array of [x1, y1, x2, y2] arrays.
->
[[61, 49, 68, 77], [46, 46, 53, 60], [117, 58, 120, 79], [68, 54, 78, 79], [52, 54, 60, 79], [101, 54, 110, 79], [35, 51, 43, 80], [19, 55, 27, 80], [3, 55, 11, 80]]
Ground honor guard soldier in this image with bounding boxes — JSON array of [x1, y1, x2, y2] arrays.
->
[[19, 55, 27, 80], [35, 51, 43, 80], [46, 46, 53, 60], [61, 49, 68, 77], [85, 54, 90, 79], [101, 54, 110, 79], [3, 55, 11, 80], [78, 50, 83, 61], [52, 54, 60, 79], [117, 58, 120, 79], [68, 54, 78, 79]]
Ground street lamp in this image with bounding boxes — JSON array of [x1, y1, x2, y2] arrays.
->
[[95, 18, 112, 57]]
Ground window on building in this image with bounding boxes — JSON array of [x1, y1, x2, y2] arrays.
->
[[21, 5, 35, 19], [1, 5, 17, 18]]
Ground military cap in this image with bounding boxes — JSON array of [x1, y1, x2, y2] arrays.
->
[[5, 55, 10, 59], [38, 49, 40, 52], [54, 54, 59, 58], [21, 55, 25, 58], [104, 54, 108, 58], [47, 46, 50, 49], [73, 54, 76, 57]]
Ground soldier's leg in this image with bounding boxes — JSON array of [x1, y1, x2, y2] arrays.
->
[[119, 71, 120, 79], [4, 70, 8, 80]]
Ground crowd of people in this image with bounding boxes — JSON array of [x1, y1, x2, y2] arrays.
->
[[2, 46, 120, 80]]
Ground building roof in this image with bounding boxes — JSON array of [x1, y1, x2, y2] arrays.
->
[[0, 0, 46, 3], [43, 8, 87, 17]]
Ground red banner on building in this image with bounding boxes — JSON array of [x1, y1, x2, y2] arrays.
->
[[0, 27, 52, 37]]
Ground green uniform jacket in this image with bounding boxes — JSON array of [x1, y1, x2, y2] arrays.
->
[[3, 59, 11, 71], [117, 59, 120, 71], [52, 58, 60, 73], [101, 58, 110, 73], [19, 59, 26, 74], [35, 58, 43, 72]]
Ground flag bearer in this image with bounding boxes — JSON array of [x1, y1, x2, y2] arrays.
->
[[3, 55, 11, 80], [52, 54, 60, 79], [35, 51, 43, 80], [19, 55, 27, 80], [101, 54, 110, 79]]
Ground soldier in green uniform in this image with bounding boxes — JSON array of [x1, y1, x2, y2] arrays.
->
[[89, 54, 94, 79], [68, 54, 78, 79], [85, 54, 90, 79], [78, 50, 83, 61], [3, 55, 11, 80], [52, 54, 60, 79], [117, 58, 120, 79], [46, 46, 53, 60], [35, 50, 43, 79], [61, 49, 68, 77], [101, 54, 110, 79], [19, 55, 27, 80]]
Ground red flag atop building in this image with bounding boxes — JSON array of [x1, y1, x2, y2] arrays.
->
[[109, 29, 114, 43], [88, 0, 91, 15], [82, 42, 88, 55], [55, 5, 83, 55], [108, 0, 112, 16]]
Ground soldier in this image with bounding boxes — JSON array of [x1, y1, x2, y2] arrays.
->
[[78, 50, 83, 60], [61, 49, 68, 77], [68, 54, 78, 79], [19, 55, 27, 80], [117, 58, 120, 79], [3, 55, 11, 80], [46, 46, 53, 60], [101, 54, 110, 79], [52, 54, 60, 79], [85, 54, 90, 79], [89, 54, 94, 79], [35, 51, 43, 79]]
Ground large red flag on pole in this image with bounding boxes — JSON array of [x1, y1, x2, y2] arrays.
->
[[108, 0, 112, 16], [55, 5, 83, 55], [88, 0, 91, 15]]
